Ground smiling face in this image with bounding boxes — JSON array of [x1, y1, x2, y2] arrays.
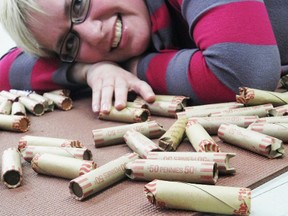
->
[[28, 0, 151, 63]]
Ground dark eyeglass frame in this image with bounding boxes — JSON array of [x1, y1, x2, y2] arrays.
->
[[59, 0, 91, 63]]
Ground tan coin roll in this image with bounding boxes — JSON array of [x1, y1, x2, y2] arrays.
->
[[269, 104, 288, 116], [18, 135, 84, 150], [20, 146, 92, 162], [134, 96, 185, 118], [146, 152, 236, 174], [255, 116, 288, 124], [69, 153, 139, 201], [0, 99, 12, 115], [99, 107, 150, 123], [92, 121, 165, 147], [31, 153, 96, 179], [158, 117, 187, 151], [125, 159, 218, 184], [0, 114, 30, 132], [144, 180, 251, 215], [124, 129, 163, 159], [185, 120, 220, 152], [210, 104, 273, 117], [1, 148, 23, 189], [236, 87, 288, 106], [248, 122, 288, 142], [189, 116, 258, 134], [177, 102, 243, 119], [18, 96, 45, 116], [218, 123, 284, 158], [11, 101, 27, 116], [43, 92, 73, 111]]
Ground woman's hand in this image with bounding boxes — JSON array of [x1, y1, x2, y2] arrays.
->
[[69, 61, 155, 114]]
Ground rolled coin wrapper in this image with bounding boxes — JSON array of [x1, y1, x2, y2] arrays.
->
[[0, 99, 12, 115], [31, 153, 96, 179], [218, 124, 284, 158], [123, 129, 163, 159], [11, 102, 27, 116], [10, 89, 55, 112], [27, 92, 54, 112], [20, 146, 92, 162], [269, 104, 288, 116], [134, 97, 185, 118], [248, 123, 288, 142], [186, 120, 220, 152], [146, 152, 236, 174], [18, 96, 45, 116], [236, 87, 288, 106], [99, 107, 150, 123], [92, 121, 165, 147], [0, 90, 19, 101], [189, 116, 258, 134], [158, 118, 187, 151], [177, 102, 243, 119], [144, 180, 251, 215], [255, 116, 288, 124], [1, 148, 23, 189], [43, 92, 73, 111], [126, 159, 218, 184], [126, 101, 148, 109], [210, 104, 273, 117], [184, 102, 244, 111], [18, 135, 84, 150], [0, 114, 30, 132], [69, 153, 139, 200]]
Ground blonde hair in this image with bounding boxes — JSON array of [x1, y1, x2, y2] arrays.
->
[[0, 0, 53, 57]]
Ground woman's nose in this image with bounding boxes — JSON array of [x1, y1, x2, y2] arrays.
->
[[73, 20, 104, 45]]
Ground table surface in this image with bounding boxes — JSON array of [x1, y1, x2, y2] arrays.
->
[[1, 94, 288, 216]]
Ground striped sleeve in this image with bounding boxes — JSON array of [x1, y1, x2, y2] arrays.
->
[[0, 48, 81, 92], [138, 0, 281, 104]]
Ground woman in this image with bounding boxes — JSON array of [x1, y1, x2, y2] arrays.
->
[[0, 0, 284, 113]]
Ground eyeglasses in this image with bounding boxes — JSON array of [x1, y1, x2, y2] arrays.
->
[[59, 0, 91, 63]]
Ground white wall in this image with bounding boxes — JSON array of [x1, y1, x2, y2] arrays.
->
[[0, 24, 16, 57]]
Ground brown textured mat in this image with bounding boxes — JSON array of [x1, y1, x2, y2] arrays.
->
[[1, 94, 288, 216]]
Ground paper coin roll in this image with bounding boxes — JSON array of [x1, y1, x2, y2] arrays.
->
[[134, 96, 186, 118], [255, 116, 288, 124], [1, 148, 23, 188], [43, 92, 73, 111], [99, 107, 150, 123], [185, 120, 220, 152], [0, 114, 30, 132], [177, 102, 243, 119], [31, 153, 96, 179], [218, 123, 284, 158], [189, 116, 258, 134], [0, 99, 12, 114], [20, 146, 93, 162], [236, 87, 288, 106], [125, 159, 218, 184], [18, 135, 84, 150], [248, 123, 288, 142], [158, 118, 187, 151], [210, 104, 273, 117], [144, 180, 251, 215], [124, 129, 163, 159], [69, 153, 139, 200], [146, 152, 236, 174], [11, 102, 27, 116], [92, 121, 165, 147]]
